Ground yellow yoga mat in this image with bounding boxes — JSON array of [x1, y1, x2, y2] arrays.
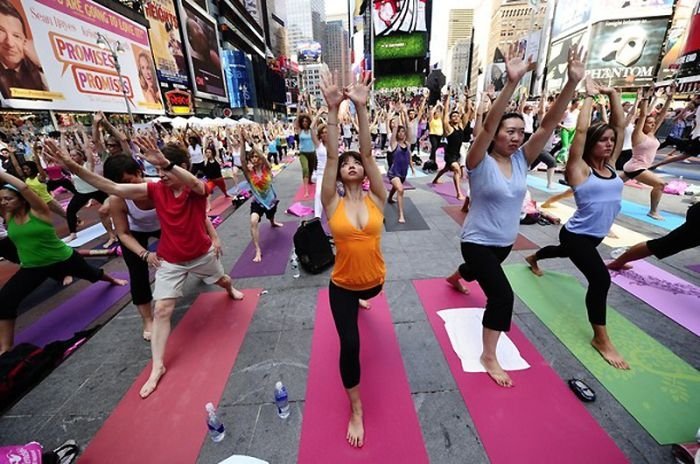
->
[[541, 203, 650, 248]]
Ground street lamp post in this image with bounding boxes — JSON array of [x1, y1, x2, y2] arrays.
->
[[96, 32, 134, 126]]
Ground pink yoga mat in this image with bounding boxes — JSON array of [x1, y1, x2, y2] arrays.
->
[[298, 291, 429, 463], [412, 279, 627, 464], [229, 221, 297, 278], [611, 260, 700, 337], [80, 290, 260, 464], [209, 194, 232, 216], [292, 183, 316, 202], [429, 182, 464, 205]]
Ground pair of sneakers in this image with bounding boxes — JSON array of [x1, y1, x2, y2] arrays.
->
[[42, 439, 80, 464]]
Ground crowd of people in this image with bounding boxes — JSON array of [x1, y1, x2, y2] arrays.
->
[[1, 45, 699, 449]]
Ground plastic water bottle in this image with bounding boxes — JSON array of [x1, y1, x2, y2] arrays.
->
[[274, 381, 290, 419], [290, 252, 300, 279], [205, 403, 226, 442], [610, 247, 628, 260]]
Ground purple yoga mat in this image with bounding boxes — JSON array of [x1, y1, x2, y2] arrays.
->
[[429, 182, 464, 205], [230, 221, 297, 278], [687, 264, 700, 274], [611, 260, 700, 337], [15, 273, 131, 347]]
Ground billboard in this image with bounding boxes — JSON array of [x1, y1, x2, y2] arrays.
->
[[591, 0, 674, 22], [678, 1, 700, 79], [658, 0, 695, 81], [374, 33, 428, 60], [297, 41, 322, 64], [144, 0, 189, 86], [587, 17, 669, 87], [373, 0, 427, 36], [222, 50, 254, 108], [179, 0, 227, 101], [545, 30, 588, 91], [551, 2, 591, 40], [0, 0, 163, 113]]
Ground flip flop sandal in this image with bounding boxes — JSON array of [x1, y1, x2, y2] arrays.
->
[[568, 378, 596, 402]]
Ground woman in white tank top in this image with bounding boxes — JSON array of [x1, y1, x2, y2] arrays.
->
[[311, 114, 329, 218]]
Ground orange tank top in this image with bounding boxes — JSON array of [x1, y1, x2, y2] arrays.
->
[[329, 195, 386, 291]]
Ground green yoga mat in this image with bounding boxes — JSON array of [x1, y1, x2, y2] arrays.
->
[[505, 264, 700, 445]]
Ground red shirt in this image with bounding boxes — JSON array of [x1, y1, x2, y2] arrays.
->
[[147, 181, 211, 263]]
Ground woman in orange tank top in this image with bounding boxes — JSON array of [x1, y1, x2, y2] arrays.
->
[[319, 69, 387, 449]]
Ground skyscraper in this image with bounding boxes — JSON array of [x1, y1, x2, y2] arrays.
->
[[286, 0, 325, 57], [325, 20, 348, 86], [448, 39, 471, 86], [487, 0, 547, 65], [447, 9, 474, 50]]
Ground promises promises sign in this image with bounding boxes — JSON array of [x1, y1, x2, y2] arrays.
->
[[0, 0, 163, 113]]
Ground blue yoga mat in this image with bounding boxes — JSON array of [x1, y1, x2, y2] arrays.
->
[[527, 175, 684, 230]]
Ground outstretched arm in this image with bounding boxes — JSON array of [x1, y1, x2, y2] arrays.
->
[[602, 86, 624, 166], [653, 84, 675, 135], [523, 46, 586, 164], [467, 44, 535, 170], [346, 71, 386, 205], [0, 170, 50, 217], [566, 77, 597, 186], [319, 69, 344, 215]]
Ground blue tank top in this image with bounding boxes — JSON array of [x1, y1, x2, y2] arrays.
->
[[299, 130, 314, 153], [388, 144, 410, 179], [461, 149, 528, 247], [565, 165, 623, 238]]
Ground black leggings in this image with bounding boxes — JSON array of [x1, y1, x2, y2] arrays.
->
[[328, 280, 383, 389], [647, 203, 700, 259], [0, 250, 104, 320], [120, 229, 160, 305], [0, 237, 19, 263], [267, 151, 279, 165], [531, 152, 556, 169], [535, 227, 608, 325], [429, 134, 442, 162], [47, 178, 77, 194], [458, 242, 514, 332], [67, 190, 108, 233]]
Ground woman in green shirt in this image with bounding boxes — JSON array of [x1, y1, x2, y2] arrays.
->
[[0, 170, 126, 354]]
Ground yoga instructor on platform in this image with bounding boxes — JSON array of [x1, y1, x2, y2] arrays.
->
[[319, 68, 386, 449]]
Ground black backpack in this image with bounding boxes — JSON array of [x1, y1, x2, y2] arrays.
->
[[0, 343, 55, 410], [293, 218, 335, 274], [422, 160, 438, 173]]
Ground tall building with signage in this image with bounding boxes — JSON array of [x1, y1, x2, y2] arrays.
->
[[448, 39, 471, 86], [446, 9, 474, 88], [286, 0, 326, 57], [487, 0, 547, 66], [325, 20, 348, 87], [300, 63, 325, 104]]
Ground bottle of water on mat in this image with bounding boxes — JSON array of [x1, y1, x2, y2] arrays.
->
[[610, 247, 628, 260], [290, 252, 300, 279], [274, 381, 290, 419], [205, 403, 226, 442]]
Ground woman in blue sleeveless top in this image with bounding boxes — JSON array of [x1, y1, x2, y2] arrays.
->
[[526, 77, 629, 370]]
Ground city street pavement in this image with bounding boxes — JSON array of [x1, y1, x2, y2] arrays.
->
[[0, 154, 698, 464]]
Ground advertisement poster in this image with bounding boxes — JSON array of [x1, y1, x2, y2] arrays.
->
[[587, 17, 669, 87], [658, 0, 695, 81], [551, 1, 591, 40], [179, 0, 226, 101], [222, 49, 254, 109], [591, 0, 674, 22], [373, 0, 427, 37], [546, 30, 588, 91], [297, 41, 322, 64], [143, 0, 189, 85], [0, 0, 162, 113], [678, 1, 700, 79]]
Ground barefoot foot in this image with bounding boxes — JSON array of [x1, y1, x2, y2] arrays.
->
[[480, 355, 513, 387], [398, 216, 406, 224], [525, 255, 543, 276], [271, 221, 284, 228], [387, 197, 395, 204], [607, 261, 632, 271], [359, 299, 371, 310], [142, 331, 152, 342], [591, 338, 630, 369], [253, 250, 262, 263], [228, 287, 245, 300], [64, 233, 77, 243], [647, 212, 664, 221], [346, 412, 364, 448], [139, 365, 166, 398], [446, 274, 470, 294]]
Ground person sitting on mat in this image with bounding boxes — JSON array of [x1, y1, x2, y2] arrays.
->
[[622, 84, 675, 220], [608, 203, 700, 271], [386, 105, 415, 223], [445, 45, 586, 388], [525, 78, 629, 370], [239, 126, 283, 263], [0, 170, 126, 354], [43, 135, 244, 399], [319, 68, 386, 448]]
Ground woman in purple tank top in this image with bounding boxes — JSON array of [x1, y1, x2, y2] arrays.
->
[[387, 106, 415, 223]]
